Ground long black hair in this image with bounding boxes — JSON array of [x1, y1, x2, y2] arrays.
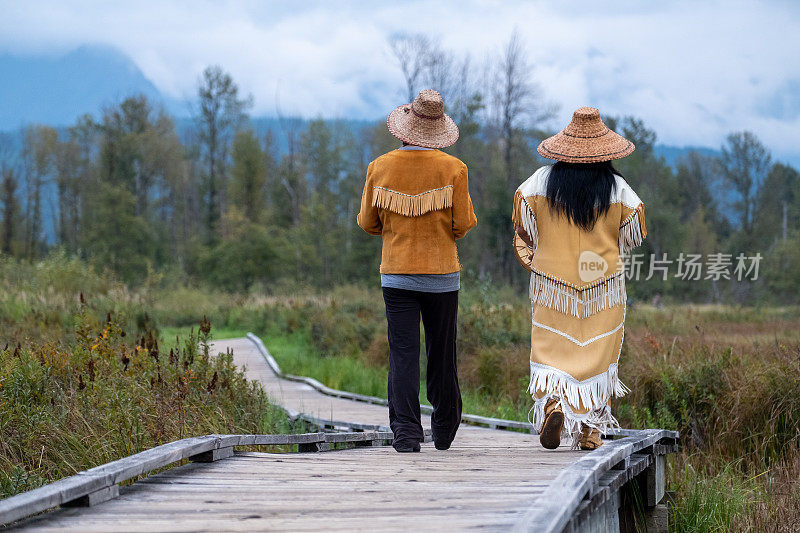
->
[[545, 161, 620, 231]]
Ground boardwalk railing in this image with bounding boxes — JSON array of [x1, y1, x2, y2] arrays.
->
[[246, 332, 532, 432], [514, 428, 679, 532], [0, 431, 393, 527]]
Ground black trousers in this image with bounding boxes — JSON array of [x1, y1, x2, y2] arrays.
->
[[382, 287, 462, 446]]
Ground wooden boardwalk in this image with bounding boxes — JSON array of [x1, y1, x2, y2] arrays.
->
[[4, 335, 678, 532]]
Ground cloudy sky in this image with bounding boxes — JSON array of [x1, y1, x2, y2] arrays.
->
[[1, 0, 799, 161]]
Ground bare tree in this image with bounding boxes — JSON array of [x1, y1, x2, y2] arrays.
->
[[0, 132, 14, 169], [21, 125, 57, 258], [195, 65, 252, 242], [1, 168, 19, 254], [389, 33, 431, 101], [422, 45, 455, 104], [68, 114, 99, 254], [484, 31, 558, 283], [491, 31, 557, 180], [54, 137, 80, 247], [387, 33, 484, 118], [494, 31, 529, 180], [447, 55, 475, 122]]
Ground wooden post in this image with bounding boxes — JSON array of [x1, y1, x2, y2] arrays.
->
[[189, 447, 234, 463], [62, 485, 119, 508], [639, 451, 668, 532], [645, 454, 665, 508]]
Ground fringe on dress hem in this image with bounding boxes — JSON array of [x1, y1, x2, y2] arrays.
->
[[527, 362, 629, 448]]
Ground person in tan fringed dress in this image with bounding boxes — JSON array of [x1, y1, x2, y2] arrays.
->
[[512, 107, 647, 450]]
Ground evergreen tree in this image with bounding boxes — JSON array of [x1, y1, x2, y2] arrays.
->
[[230, 130, 266, 223], [300, 119, 352, 283], [82, 183, 153, 283], [719, 132, 772, 240], [96, 95, 184, 269], [753, 163, 799, 245], [675, 151, 720, 223]]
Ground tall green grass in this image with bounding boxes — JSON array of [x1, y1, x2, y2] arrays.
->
[[0, 263, 294, 498], [266, 331, 388, 397]]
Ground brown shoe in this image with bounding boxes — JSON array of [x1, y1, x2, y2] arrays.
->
[[539, 398, 564, 450], [579, 424, 603, 450]]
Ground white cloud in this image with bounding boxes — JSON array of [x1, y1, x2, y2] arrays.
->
[[1, 0, 799, 160]]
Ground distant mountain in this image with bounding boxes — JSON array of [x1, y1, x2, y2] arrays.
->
[[654, 144, 800, 171], [0, 43, 795, 173], [0, 45, 186, 129], [653, 145, 721, 168]]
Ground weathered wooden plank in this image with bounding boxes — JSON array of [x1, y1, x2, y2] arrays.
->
[[114, 487, 548, 502], [324, 431, 393, 443], [14, 511, 522, 533], [81, 437, 213, 483], [565, 452, 652, 528], [0, 474, 106, 525], [1, 430, 407, 527], [1, 436, 222, 526]]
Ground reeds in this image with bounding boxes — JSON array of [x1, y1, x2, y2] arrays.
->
[[0, 302, 290, 499]]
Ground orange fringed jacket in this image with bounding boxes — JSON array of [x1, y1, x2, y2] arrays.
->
[[356, 149, 477, 274]]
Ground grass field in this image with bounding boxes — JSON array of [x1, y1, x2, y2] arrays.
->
[[0, 257, 295, 499], [2, 255, 798, 530]]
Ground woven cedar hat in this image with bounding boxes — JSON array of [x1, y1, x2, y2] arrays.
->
[[387, 89, 459, 149], [538, 107, 635, 163]]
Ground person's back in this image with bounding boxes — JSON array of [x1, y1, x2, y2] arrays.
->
[[358, 148, 476, 274], [512, 107, 646, 451], [357, 90, 477, 453], [516, 165, 644, 309]]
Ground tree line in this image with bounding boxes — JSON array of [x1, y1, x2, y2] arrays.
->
[[0, 32, 797, 303]]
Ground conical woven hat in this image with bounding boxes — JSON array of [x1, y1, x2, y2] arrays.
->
[[387, 89, 459, 149], [538, 107, 635, 163]]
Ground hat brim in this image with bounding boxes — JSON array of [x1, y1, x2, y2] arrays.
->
[[537, 129, 635, 163], [387, 104, 459, 149]]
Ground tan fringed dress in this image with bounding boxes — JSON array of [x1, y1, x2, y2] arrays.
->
[[512, 165, 646, 443]]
